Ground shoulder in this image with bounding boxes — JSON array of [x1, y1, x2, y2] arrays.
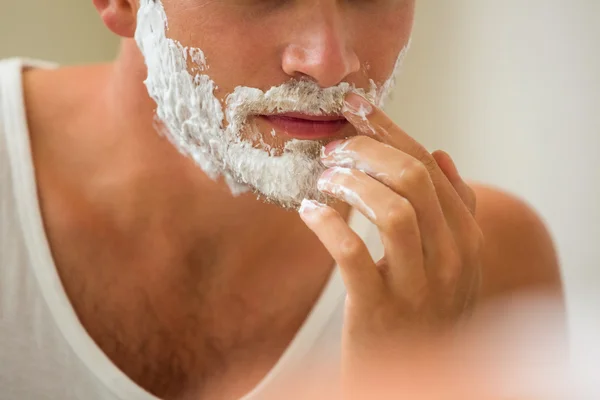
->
[[470, 183, 563, 300]]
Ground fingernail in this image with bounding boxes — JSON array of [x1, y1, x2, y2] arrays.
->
[[298, 198, 326, 216], [343, 93, 373, 119], [321, 139, 345, 158]]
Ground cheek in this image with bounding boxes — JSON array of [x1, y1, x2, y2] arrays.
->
[[208, 38, 281, 106], [159, 1, 240, 65], [354, 4, 415, 82], [159, 5, 282, 100]]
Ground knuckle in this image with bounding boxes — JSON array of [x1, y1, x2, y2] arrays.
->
[[400, 158, 430, 186], [383, 198, 416, 232], [337, 236, 366, 261], [421, 153, 439, 173], [410, 144, 437, 172], [380, 118, 397, 133]]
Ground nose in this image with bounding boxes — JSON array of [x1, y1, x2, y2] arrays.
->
[[281, 10, 360, 88]]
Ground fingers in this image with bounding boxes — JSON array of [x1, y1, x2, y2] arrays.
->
[[432, 150, 477, 216], [315, 168, 428, 299], [342, 93, 472, 228], [298, 199, 384, 303], [321, 136, 452, 265], [301, 94, 480, 311], [331, 100, 480, 303], [343, 93, 444, 183]]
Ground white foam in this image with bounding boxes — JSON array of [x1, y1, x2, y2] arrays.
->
[[135, 0, 408, 209], [298, 198, 327, 215]]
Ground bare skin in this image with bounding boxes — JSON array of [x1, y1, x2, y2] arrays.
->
[[299, 93, 563, 397], [17, 0, 562, 399], [24, 61, 347, 399]]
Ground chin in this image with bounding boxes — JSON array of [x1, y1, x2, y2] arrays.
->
[[215, 127, 330, 210], [253, 187, 334, 211]]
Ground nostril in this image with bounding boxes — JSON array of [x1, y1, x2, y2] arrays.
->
[[281, 38, 360, 88]]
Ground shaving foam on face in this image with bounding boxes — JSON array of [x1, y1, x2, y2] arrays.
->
[[135, 0, 408, 209], [377, 39, 411, 109]]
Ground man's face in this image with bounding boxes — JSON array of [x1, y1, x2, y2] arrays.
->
[[135, 0, 415, 209]]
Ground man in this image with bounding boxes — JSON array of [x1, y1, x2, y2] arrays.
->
[[0, 0, 562, 399]]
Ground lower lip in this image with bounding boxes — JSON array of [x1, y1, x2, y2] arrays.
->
[[260, 116, 348, 140]]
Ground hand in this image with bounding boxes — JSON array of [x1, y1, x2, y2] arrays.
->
[[298, 93, 484, 396]]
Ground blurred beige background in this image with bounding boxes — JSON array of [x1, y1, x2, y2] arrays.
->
[[0, 0, 118, 63], [1, 0, 599, 373]]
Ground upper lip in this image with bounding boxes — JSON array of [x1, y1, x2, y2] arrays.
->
[[262, 112, 346, 122]]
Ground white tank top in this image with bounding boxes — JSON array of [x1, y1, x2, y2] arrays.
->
[[0, 58, 384, 400]]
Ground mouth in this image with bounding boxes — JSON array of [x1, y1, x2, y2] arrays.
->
[[259, 112, 349, 140]]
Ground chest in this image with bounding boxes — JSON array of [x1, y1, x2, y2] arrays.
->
[[38, 195, 338, 398], [49, 240, 334, 400]]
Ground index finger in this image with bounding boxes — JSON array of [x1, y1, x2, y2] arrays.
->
[[342, 92, 470, 225], [343, 93, 444, 185], [298, 199, 385, 305]]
